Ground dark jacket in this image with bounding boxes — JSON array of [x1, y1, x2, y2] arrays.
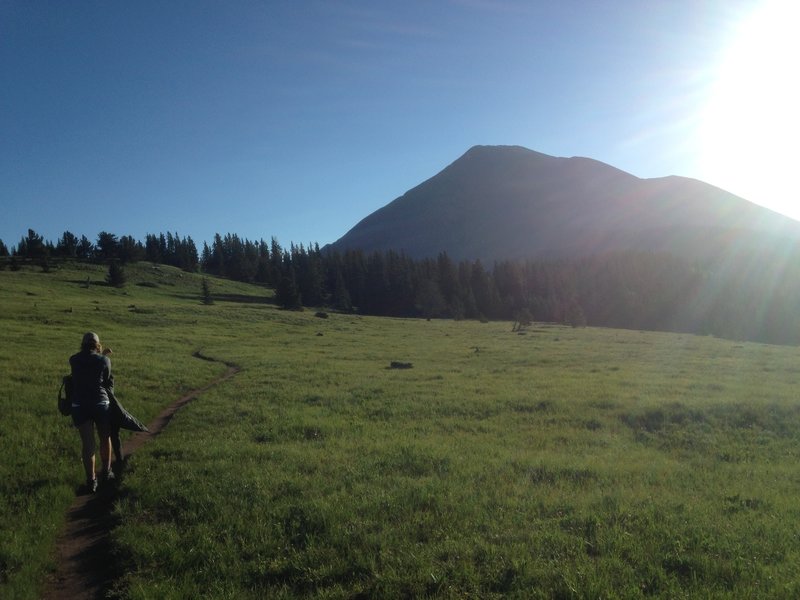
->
[[69, 350, 112, 407], [108, 385, 149, 432]]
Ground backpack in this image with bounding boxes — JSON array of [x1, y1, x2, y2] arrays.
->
[[58, 375, 72, 416]]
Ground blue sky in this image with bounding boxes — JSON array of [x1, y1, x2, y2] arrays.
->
[[2, 0, 796, 250]]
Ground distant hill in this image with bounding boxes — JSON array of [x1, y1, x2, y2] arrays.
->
[[328, 145, 800, 262]]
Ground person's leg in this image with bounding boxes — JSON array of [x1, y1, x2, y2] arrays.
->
[[96, 419, 112, 475], [95, 405, 111, 475], [77, 421, 96, 484], [111, 425, 123, 466]]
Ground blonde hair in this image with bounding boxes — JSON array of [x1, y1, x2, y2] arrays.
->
[[80, 332, 102, 353]]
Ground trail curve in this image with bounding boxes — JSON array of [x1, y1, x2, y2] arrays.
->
[[41, 353, 240, 600]]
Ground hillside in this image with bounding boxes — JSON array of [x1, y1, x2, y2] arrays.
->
[[329, 145, 800, 262]]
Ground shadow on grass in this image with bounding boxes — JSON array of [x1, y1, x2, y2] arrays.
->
[[171, 293, 275, 305], [67, 279, 114, 287], [214, 293, 274, 304]]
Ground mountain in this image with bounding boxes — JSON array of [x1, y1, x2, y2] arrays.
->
[[328, 145, 800, 262]]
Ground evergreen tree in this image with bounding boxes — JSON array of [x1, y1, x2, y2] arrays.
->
[[275, 266, 302, 310], [0, 239, 8, 257], [254, 239, 272, 283], [76, 235, 94, 259], [436, 252, 460, 315], [295, 243, 325, 307], [106, 261, 126, 288], [200, 242, 212, 270], [494, 260, 526, 315], [269, 237, 283, 286], [158, 233, 168, 262], [363, 252, 389, 314], [208, 233, 225, 276], [385, 251, 415, 315], [96, 232, 119, 261], [166, 232, 177, 260], [338, 249, 367, 310], [415, 279, 446, 319], [255, 257, 271, 283], [55, 231, 78, 257], [470, 260, 501, 319], [201, 277, 214, 305], [145, 234, 162, 263], [330, 268, 352, 312], [182, 236, 199, 271], [118, 235, 144, 263], [19, 229, 47, 259]]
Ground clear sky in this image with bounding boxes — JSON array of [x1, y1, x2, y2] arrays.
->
[[2, 0, 798, 250]]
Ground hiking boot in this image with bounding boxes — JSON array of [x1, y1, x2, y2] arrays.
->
[[101, 469, 115, 484], [87, 478, 98, 494]]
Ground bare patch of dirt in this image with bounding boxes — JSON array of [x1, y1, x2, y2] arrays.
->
[[41, 360, 239, 600]]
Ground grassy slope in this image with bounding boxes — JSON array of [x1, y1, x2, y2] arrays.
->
[[2, 263, 800, 598], [0, 262, 260, 599]]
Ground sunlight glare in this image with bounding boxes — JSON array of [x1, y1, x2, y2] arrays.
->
[[696, 0, 800, 220]]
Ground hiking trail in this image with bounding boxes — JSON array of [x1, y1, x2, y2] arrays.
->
[[41, 353, 240, 600]]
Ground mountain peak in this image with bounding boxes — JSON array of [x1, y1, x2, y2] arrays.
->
[[329, 146, 800, 262]]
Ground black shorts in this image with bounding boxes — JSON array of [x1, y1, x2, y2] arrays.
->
[[71, 402, 110, 428]]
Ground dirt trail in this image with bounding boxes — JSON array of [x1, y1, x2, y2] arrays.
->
[[41, 358, 240, 600]]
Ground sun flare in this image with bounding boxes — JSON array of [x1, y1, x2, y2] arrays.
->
[[697, 0, 800, 220]]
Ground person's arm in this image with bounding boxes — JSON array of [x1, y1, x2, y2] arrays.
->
[[102, 356, 113, 395]]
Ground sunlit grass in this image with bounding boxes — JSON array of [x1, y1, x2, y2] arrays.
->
[[114, 309, 800, 597], [0, 262, 255, 599], [2, 262, 800, 598]]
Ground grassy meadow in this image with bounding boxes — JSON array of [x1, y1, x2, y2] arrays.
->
[[2, 261, 800, 598]]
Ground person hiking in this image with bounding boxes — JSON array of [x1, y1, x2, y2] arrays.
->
[[69, 331, 114, 493]]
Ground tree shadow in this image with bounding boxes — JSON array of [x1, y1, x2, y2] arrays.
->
[[214, 293, 274, 304]]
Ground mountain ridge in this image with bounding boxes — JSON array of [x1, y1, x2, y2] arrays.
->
[[328, 145, 800, 262]]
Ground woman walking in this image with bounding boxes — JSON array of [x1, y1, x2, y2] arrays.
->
[[69, 332, 114, 493]]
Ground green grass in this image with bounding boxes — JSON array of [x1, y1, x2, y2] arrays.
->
[[2, 262, 800, 598], [0, 262, 257, 599]]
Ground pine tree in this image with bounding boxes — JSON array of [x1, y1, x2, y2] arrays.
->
[[118, 235, 143, 263], [275, 266, 302, 310], [106, 261, 126, 288], [183, 236, 199, 272], [201, 278, 214, 305], [269, 237, 283, 284], [331, 269, 352, 312], [415, 279, 446, 319], [55, 231, 78, 257], [76, 236, 93, 259], [145, 234, 162, 263], [19, 229, 46, 259], [96, 232, 119, 261]]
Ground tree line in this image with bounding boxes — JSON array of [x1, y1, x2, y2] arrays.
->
[[3, 229, 198, 271], [3, 228, 799, 345]]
